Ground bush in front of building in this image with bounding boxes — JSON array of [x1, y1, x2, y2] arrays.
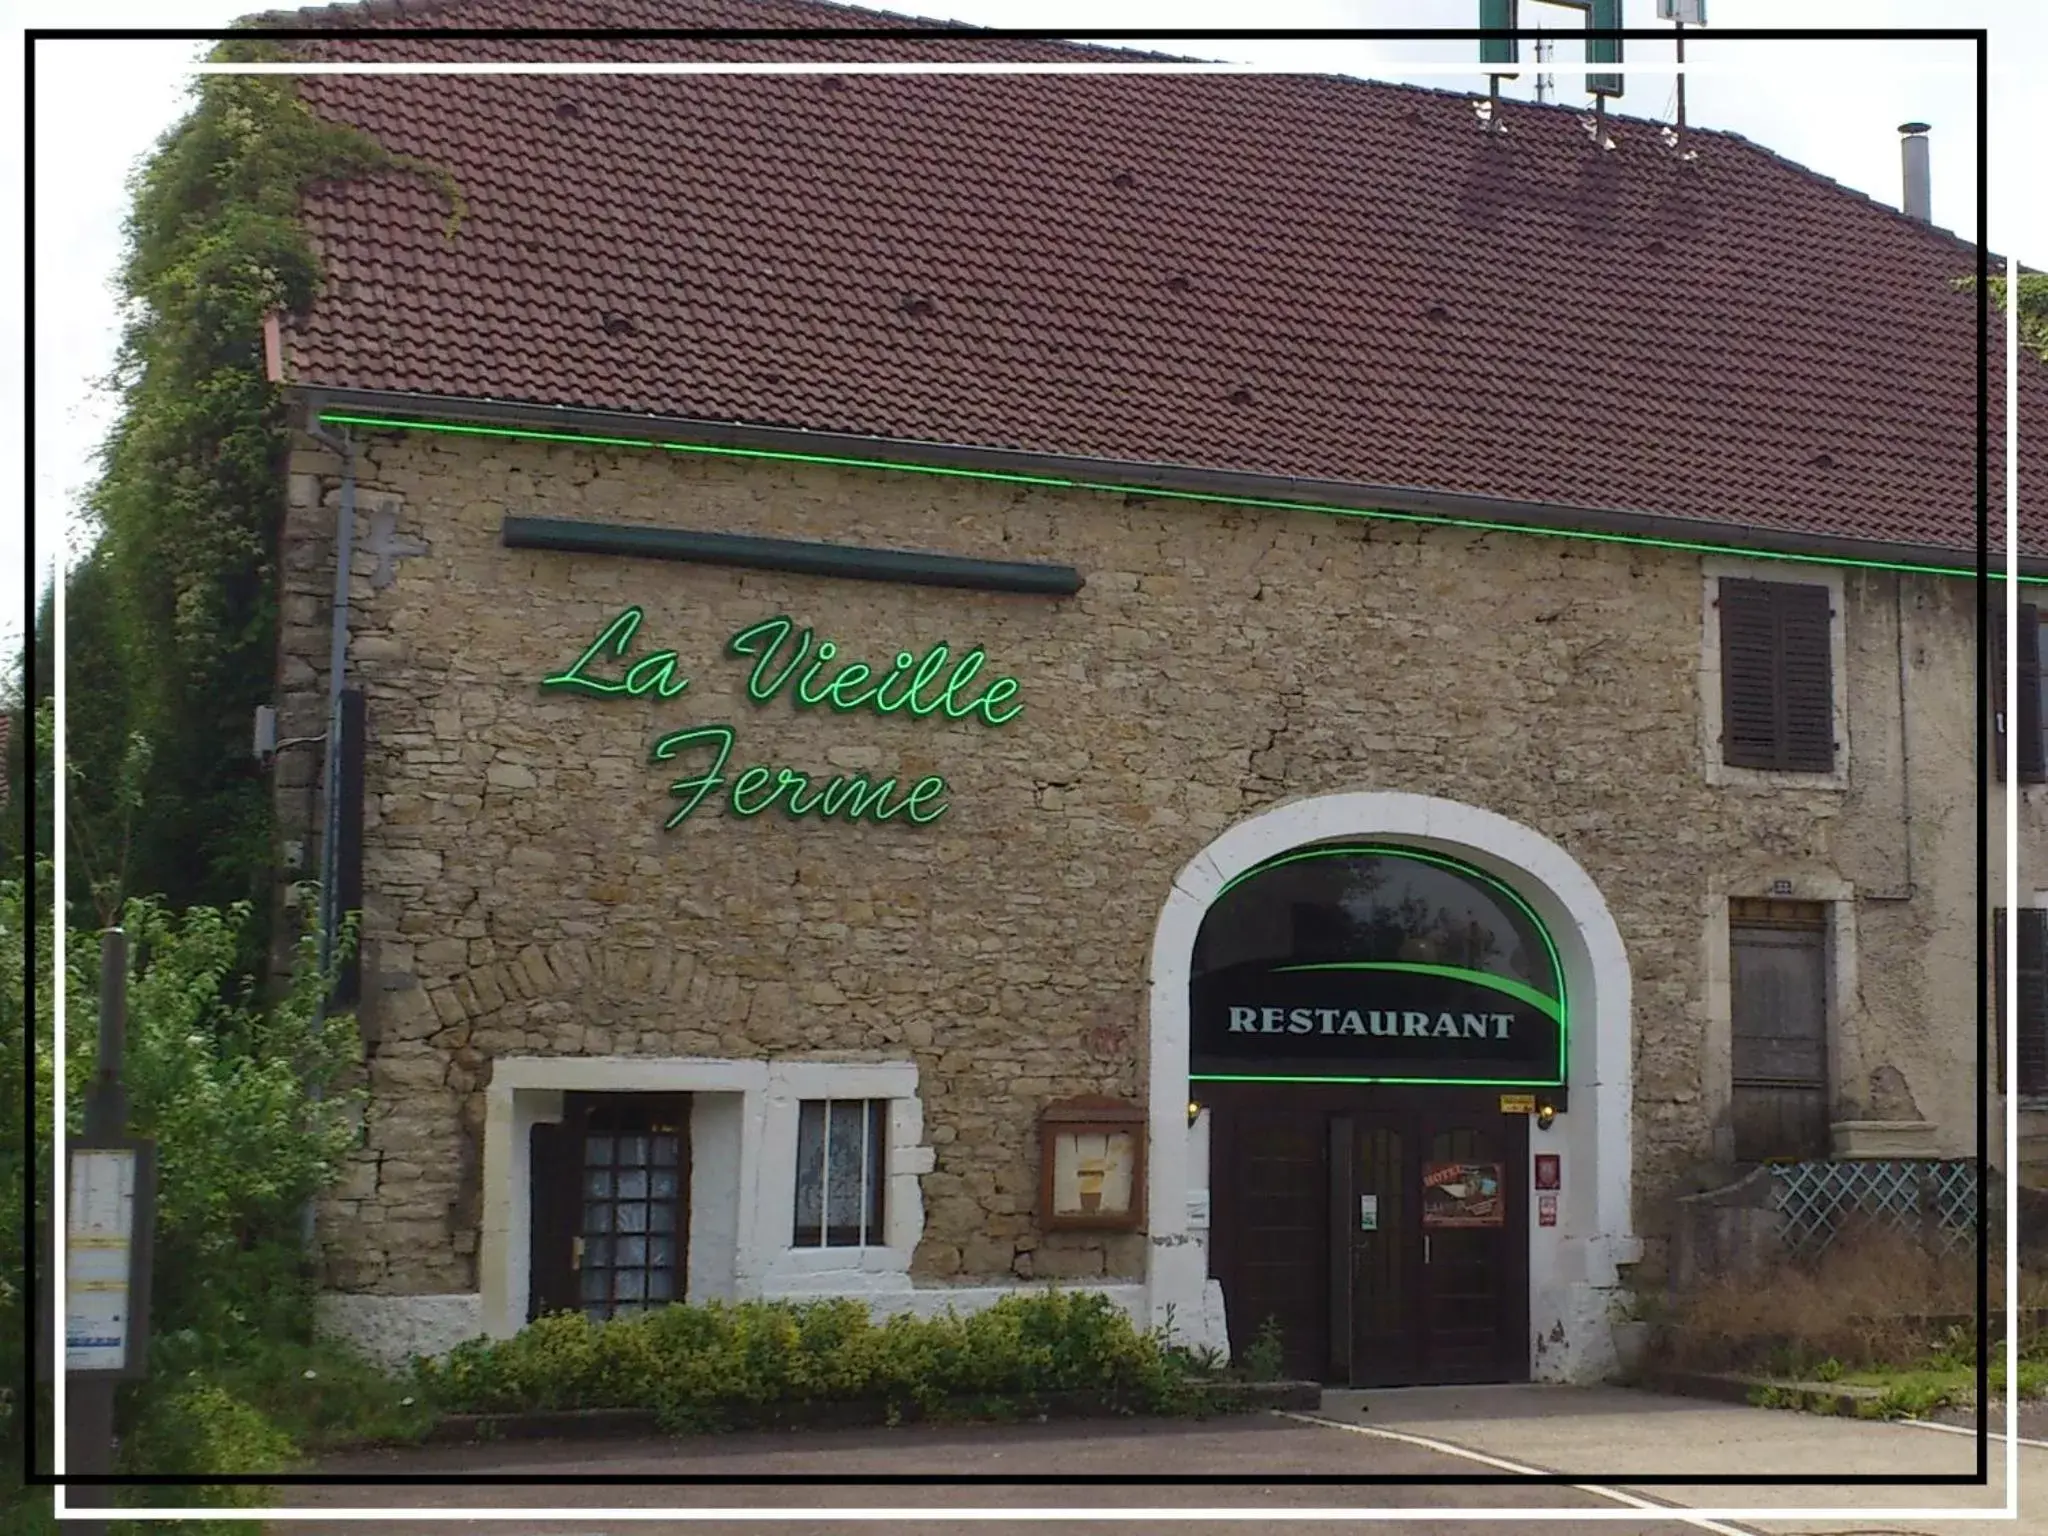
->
[[414, 1292, 1216, 1432], [115, 1380, 301, 1535]]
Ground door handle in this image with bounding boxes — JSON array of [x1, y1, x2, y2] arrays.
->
[[571, 1235, 585, 1270]]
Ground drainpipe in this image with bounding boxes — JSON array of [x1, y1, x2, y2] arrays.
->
[[300, 415, 357, 1250], [1865, 576, 1917, 903]]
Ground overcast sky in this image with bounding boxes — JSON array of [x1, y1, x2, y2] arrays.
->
[[6, 0, 2042, 666]]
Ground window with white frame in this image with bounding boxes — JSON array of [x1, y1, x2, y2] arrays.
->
[[793, 1098, 887, 1248]]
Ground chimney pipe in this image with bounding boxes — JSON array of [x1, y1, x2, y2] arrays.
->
[[1899, 121, 1931, 223]]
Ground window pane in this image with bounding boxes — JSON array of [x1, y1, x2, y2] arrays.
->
[[617, 1202, 648, 1233], [617, 1169, 649, 1200], [794, 1100, 827, 1245], [619, 1137, 649, 1167], [584, 1237, 611, 1268], [1191, 849, 1557, 1001], [826, 1100, 868, 1240], [585, 1136, 613, 1166], [649, 1202, 676, 1233], [583, 1170, 613, 1199], [649, 1269, 675, 1301], [652, 1137, 678, 1167], [651, 1169, 679, 1200], [614, 1270, 646, 1301], [583, 1203, 612, 1234], [579, 1268, 607, 1301], [615, 1236, 646, 1267], [650, 1236, 676, 1269]]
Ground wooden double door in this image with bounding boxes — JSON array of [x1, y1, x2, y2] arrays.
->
[[1206, 1084, 1530, 1386]]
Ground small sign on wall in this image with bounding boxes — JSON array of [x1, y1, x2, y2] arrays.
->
[[1498, 1092, 1536, 1115], [1538, 1193, 1559, 1227], [1422, 1162, 1504, 1228], [1534, 1153, 1560, 1190], [1359, 1194, 1379, 1231]]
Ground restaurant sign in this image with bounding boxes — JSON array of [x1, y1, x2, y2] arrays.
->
[[543, 607, 1022, 831], [1188, 959, 1565, 1087]]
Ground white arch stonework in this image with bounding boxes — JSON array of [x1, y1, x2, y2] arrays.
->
[[1141, 791, 1643, 1384]]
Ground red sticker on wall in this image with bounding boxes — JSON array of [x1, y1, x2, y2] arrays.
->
[[1538, 1193, 1559, 1227], [1534, 1154, 1561, 1190]]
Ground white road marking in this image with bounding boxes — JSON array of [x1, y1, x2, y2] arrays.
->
[[1896, 1416, 2048, 1451], [1274, 1410, 1762, 1536]]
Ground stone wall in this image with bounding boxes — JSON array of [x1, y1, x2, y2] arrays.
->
[[271, 425, 2019, 1296]]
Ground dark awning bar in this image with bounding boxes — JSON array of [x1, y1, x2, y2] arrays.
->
[[501, 515, 1084, 597]]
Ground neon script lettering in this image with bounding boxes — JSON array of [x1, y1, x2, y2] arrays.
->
[[652, 726, 949, 829], [728, 615, 1023, 726], [544, 607, 1014, 831]]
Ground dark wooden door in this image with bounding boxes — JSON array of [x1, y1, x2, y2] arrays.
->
[[1412, 1112, 1528, 1383], [1209, 1103, 1329, 1383], [529, 1092, 691, 1323], [1342, 1112, 1418, 1385], [1339, 1103, 1526, 1385], [1729, 899, 1829, 1162], [1208, 1085, 1530, 1386]]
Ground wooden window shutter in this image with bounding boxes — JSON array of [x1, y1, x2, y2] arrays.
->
[[1776, 584, 1835, 772], [1719, 578, 1833, 772], [2020, 605, 2044, 783], [2022, 909, 2048, 1097], [1719, 579, 1783, 769]]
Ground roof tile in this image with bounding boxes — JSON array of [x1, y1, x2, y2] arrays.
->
[[258, 0, 2044, 557]]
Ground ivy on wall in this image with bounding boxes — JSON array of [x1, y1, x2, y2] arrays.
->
[[63, 34, 460, 949]]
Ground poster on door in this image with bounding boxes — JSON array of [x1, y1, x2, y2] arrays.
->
[[1422, 1161, 1504, 1228]]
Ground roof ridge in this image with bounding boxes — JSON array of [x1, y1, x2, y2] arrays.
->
[[233, 0, 1189, 62]]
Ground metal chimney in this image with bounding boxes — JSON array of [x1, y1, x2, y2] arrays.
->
[[1899, 122, 1931, 223]]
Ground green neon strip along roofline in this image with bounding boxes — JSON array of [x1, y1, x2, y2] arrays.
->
[[1188, 1073, 1568, 1088], [1270, 961, 1564, 1025], [314, 411, 2036, 585]]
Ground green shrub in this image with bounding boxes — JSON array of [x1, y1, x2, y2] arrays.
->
[[412, 1291, 1210, 1432], [1242, 1316, 1286, 1382], [116, 1380, 299, 1532]]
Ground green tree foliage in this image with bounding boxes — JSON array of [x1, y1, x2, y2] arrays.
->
[[1958, 271, 2048, 363], [63, 895, 365, 1347], [67, 36, 455, 944], [0, 855, 53, 1528]]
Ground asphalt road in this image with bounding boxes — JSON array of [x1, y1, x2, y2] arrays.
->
[[261, 1411, 1753, 1535]]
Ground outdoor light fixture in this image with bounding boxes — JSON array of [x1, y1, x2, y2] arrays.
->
[[1536, 1103, 1558, 1130], [1187, 1100, 1203, 1126]]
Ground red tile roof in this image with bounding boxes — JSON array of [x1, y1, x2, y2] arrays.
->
[[260, 0, 2040, 560]]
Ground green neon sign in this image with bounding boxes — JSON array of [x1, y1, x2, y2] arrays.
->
[[1271, 961, 1565, 1026], [1192, 844, 1569, 1088], [544, 607, 1017, 830]]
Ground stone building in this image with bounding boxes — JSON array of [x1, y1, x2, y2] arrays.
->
[[250, 0, 2046, 1382]]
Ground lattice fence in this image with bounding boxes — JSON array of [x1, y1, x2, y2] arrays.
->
[[1769, 1159, 1979, 1259]]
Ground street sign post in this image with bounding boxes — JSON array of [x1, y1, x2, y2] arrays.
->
[[63, 929, 156, 1534]]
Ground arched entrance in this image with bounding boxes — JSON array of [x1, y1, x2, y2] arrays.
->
[[1141, 793, 1640, 1385]]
